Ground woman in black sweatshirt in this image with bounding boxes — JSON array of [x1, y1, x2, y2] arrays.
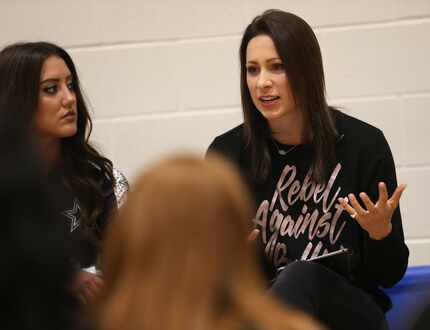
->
[[208, 9, 408, 330]]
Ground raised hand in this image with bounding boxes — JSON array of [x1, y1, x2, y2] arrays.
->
[[338, 182, 406, 240]]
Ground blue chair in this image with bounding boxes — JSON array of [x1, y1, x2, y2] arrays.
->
[[384, 266, 430, 330]]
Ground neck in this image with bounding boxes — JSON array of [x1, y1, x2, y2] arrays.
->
[[39, 137, 61, 166], [269, 112, 305, 145]]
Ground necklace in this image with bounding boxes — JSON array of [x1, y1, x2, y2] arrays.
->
[[271, 139, 299, 156]]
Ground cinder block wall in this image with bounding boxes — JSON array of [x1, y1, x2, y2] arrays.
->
[[1, 1, 429, 266]]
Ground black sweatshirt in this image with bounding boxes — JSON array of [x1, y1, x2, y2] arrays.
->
[[207, 110, 409, 311], [47, 167, 117, 268]]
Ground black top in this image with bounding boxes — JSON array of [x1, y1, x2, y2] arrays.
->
[[47, 167, 117, 268], [207, 110, 409, 311]]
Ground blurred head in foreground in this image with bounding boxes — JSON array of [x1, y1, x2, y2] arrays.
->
[[96, 154, 322, 330]]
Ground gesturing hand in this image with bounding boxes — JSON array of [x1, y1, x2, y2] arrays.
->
[[338, 182, 406, 240]]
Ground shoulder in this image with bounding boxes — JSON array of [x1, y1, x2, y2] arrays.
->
[[333, 109, 387, 149], [211, 124, 244, 144], [89, 162, 129, 208], [334, 109, 383, 139], [207, 124, 245, 156], [112, 167, 129, 208]]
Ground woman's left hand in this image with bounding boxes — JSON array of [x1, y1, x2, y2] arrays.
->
[[71, 270, 104, 304], [338, 182, 406, 240]]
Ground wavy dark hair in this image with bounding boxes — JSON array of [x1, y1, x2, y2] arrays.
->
[[0, 41, 114, 241], [239, 9, 338, 183]]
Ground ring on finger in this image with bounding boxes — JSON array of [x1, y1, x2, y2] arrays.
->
[[350, 211, 358, 219]]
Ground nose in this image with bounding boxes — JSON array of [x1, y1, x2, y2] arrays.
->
[[61, 85, 76, 108], [256, 70, 273, 89]]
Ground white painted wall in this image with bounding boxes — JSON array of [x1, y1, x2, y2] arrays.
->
[[1, 0, 429, 266]]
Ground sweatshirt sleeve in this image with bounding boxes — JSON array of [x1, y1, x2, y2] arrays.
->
[[206, 126, 245, 164], [206, 135, 237, 161], [206, 136, 223, 157], [360, 131, 409, 288]]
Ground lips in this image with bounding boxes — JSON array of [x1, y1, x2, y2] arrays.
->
[[259, 95, 279, 101], [258, 95, 280, 107], [61, 111, 77, 120]]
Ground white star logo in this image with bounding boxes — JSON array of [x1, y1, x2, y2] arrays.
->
[[63, 198, 81, 233]]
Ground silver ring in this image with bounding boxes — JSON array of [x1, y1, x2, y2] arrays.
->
[[350, 212, 357, 219]]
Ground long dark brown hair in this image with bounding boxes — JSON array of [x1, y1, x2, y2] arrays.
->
[[239, 9, 338, 183], [0, 42, 114, 241]]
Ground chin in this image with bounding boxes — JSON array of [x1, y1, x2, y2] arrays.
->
[[60, 128, 78, 138], [260, 110, 286, 121]]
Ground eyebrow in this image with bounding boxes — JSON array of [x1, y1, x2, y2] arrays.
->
[[246, 58, 282, 64], [40, 75, 73, 85]]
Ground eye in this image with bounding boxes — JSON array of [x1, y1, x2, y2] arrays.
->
[[43, 84, 58, 94], [246, 65, 259, 76], [66, 80, 75, 91], [271, 62, 284, 72]]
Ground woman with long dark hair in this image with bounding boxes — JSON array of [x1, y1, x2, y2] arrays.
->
[[0, 41, 128, 303], [208, 9, 408, 330]]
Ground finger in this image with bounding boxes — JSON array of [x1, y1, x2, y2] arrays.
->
[[388, 184, 407, 208], [81, 284, 95, 302], [348, 193, 367, 215], [77, 292, 87, 305], [359, 192, 375, 212], [86, 279, 98, 294], [87, 274, 102, 286], [90, 281, 103, 297], [338, 197, 359, 219], [91, 276, 104, 290], [89, 282, 100, 299], [378, 182, 389, 204], [248, 229, 260, 242], [338, 197, 349, 208]]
